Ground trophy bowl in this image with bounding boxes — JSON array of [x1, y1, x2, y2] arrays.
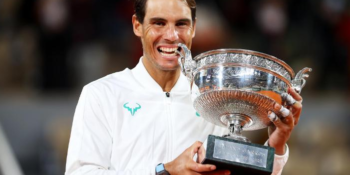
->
[[177, 43, 311, 140], [177, 44, 311, 174]]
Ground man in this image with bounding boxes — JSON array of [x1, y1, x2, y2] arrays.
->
[[65, 0, 303, 174]]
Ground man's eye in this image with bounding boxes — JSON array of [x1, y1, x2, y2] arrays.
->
[[177, 22, 187, 26], [155, 22, 165, 26]]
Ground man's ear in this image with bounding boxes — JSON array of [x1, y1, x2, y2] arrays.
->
[[191, 18, 197, 38], [132, 14, 142, 37]]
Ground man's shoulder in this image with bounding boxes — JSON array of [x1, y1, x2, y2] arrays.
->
[[84, 68, 135, 93]]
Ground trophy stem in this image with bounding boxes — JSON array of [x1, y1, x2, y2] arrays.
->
[[221, 114, 252, 142], [230, 123, 242, 136]]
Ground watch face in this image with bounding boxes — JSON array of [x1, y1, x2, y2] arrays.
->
[[156, 163, 169, 175], [156, 164, 165, 172]]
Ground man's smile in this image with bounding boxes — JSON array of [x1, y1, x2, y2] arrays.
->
[[157, 46, 182, 57]]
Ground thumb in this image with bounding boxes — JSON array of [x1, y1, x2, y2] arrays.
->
[[187, 141, 216, 172], [197, 145, 206, 163], [189, 141, 203, 158]]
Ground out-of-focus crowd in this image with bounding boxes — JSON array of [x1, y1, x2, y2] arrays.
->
[[0, 0, 349, 175]]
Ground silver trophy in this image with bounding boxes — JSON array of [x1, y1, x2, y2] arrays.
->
[[177, 43, 311, 174]]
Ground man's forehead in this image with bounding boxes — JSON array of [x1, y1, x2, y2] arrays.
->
[[145, 0, 190, 12], [145, 0, 191, 19], [146, 0, 189, 6]]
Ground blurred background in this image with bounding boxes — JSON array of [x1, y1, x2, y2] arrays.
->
[[0, 0, 349, 174]]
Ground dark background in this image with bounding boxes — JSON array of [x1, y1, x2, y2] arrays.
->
[[0, 0, 349, 174]]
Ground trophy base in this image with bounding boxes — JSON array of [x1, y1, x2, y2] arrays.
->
[[202, 135, 275, 175]]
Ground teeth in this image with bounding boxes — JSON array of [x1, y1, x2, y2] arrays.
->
[[160, 52, 177, 56], [159, 47, 177, 52]]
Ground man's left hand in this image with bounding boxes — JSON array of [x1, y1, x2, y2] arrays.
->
[[267, 87, 303, 155]]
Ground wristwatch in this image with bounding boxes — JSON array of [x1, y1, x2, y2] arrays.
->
[[155, 163, 170, 175]]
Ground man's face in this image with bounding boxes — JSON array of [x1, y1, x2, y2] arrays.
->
[[133, 0, 196, 71]]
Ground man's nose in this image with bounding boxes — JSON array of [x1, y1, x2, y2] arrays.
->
[[164, 25, 179, 41]]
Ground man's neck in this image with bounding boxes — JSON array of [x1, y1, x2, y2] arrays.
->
[[151, 69, 180, 92], [142, 59, 181, 92]]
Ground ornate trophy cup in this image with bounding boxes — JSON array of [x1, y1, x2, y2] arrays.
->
[[177, 43, 311, 175]]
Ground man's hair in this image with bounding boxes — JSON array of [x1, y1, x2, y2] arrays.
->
[[134, 0, 196, 24]]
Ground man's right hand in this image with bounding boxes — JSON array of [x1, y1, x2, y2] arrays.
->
[[164, 141, 231, 175]]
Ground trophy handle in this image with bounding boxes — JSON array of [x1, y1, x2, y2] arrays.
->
[[291, 67, 312, 93], [177, 43, 196, 81]]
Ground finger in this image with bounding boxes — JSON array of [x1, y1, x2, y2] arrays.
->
[[281, 92, 302, 125], [291, 101, 302, 110], [187, 142, 217, 172], [289, 87, 303, 102], [291, 101, 302, 125], [187, 161, 216, 172], [268, 111, 284, 128], [293, 109, 301, 125], [197, 145, 206, 163], [273, 103, 294, 125], [190, 141, 203, 158], [277, 104, 291, 118], [281, 93, 296, 106], [275, 103, 294, 126], [274, 103, 291, 118], [285, 94, 302, 125]]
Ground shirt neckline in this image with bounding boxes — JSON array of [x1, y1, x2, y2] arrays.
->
[[131, 57, 190, 93]]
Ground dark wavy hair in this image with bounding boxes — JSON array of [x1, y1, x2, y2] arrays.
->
[[134, 0, 196, 24]]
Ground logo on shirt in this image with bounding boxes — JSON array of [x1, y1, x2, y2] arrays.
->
[[123, 102, 141, 116], [196, 112, 200, 117]]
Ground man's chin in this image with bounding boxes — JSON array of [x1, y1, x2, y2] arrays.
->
[[158, 65, 180, 72]]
